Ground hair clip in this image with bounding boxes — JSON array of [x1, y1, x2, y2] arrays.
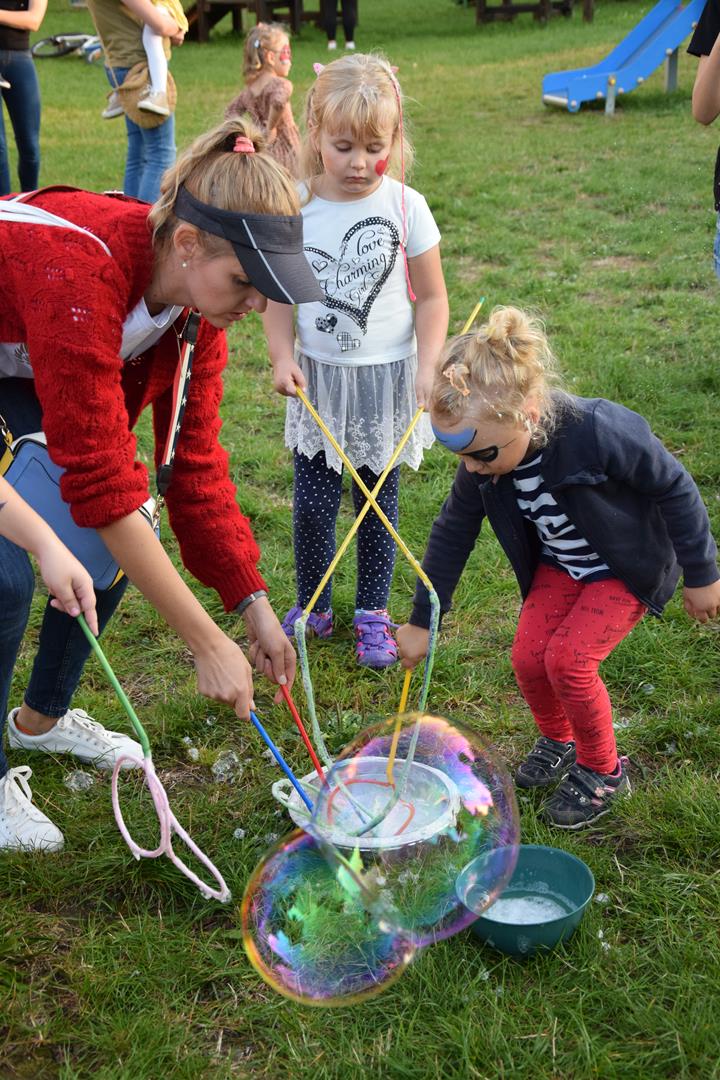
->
[[313, 62, 325, 76], [233, 135, 256, 154], [443, 363, 471, 397], [254, 38, 260, 47]]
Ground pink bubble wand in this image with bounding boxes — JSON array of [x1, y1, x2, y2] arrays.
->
[[77, 615, 231, 903]]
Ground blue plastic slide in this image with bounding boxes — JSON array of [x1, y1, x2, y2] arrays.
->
[[542, 0, 706, 114]]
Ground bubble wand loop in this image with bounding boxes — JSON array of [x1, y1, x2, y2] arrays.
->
[[76, 615, 231, 903]]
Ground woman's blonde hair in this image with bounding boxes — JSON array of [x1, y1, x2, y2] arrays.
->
[[242, 21, 288, 84], [148, 116, 299, 256], [431, 307, 572, 446], [301, 52, 413, 182]]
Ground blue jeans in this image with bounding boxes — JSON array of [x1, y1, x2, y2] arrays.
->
[[714, 212, 720, 281], [0, 49, 41, 196], [0, 379, 128, 779], [106, 66, 175, 204]]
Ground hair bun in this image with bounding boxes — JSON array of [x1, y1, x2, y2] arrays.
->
[[485, 306, 543, 369]]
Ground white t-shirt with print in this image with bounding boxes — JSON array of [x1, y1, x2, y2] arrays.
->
[[295, 177, 441, 366]]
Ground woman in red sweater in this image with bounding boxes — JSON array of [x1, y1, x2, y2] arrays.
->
[[0, 116, 321, 851]]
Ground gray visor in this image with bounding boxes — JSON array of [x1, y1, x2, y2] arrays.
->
[[174, 185, 322, 305]]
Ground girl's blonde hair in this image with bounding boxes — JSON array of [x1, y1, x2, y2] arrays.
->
[[148, 117, 299, 256], [431, 307, 572, 446], [242, 21, 288, 84], [301, 52, 414, 182]]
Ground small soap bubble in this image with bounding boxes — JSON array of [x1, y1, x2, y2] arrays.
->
[[64, 770, 94, 793], [594, 893, 610, 905], [212, 750, 243, 783], [187, 747, 200, 762], [181, 736, 193, 746], [597, 929, 604, 939], [233, 828, 246, 840], [262, 748, 279, 764], [639, 683, 655, 696]]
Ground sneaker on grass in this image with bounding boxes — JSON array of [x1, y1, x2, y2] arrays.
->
[[102, 90, 124, 119], [0, 766, 64, 851], [515, 736, 576, 790], [8, 708, 142, 770], [281, 605, 333, 640], [542, 758, 630, 829]]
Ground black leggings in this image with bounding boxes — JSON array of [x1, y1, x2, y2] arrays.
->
[[320, 0, 357, 42], [292, 449, 398, 613]]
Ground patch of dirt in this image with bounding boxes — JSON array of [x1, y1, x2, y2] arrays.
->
[[590, 256, 643, 270]]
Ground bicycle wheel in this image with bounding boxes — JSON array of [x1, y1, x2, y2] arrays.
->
[[31, 35, 87, 58]]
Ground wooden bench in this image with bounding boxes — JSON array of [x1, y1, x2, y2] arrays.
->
[[186, 0, 319, 42]]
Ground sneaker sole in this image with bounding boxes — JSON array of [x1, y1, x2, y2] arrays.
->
[[138, 104, 170, 115]]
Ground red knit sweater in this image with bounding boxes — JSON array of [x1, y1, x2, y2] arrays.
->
[[0, 187, 267, 609]]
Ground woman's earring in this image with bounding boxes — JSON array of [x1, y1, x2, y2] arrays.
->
[[181, 261, 188, 269]]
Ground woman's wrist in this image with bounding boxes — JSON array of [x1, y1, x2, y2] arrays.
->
[[235, 590, 268, 616]]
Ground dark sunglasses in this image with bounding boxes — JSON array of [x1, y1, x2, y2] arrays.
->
[[461, 437, 517, 463]]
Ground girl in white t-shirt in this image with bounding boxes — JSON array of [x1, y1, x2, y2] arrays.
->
[[263, 53, 448, 668]]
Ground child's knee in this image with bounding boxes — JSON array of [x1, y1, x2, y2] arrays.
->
[[544, 645, 595, 698]]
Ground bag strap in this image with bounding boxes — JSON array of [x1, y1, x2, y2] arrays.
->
[[156, 310, 200, 498]]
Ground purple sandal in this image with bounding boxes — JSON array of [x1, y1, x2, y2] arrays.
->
[[281, 605, 333, 640], [353, 611, 398, 669]]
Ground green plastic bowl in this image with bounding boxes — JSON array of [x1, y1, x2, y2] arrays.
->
[[456, 844, 595, 957]]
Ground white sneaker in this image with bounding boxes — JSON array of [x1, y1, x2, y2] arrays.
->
[[0, 74, 10, 90], [7, 708, 142, 770], [327, 40, 337, 50], [345, 41, 356, 49], [137, 88, 170, 116], [0, 767, 64, 851], [102, 90, 123, 119]]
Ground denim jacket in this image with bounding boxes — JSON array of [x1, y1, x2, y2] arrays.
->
[[411, 397, 719, 626]]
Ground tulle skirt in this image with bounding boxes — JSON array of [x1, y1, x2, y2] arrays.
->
[[285, 352, 435, 474]]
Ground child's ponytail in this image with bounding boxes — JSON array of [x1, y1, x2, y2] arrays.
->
[[242, 22, 288, 84], [432, 306, 571, 444]]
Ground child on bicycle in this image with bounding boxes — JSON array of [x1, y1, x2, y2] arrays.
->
[[397, 306, 720, 828]]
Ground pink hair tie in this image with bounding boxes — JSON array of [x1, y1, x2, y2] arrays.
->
[[313, 62, 325, 76], [233, 135, 256, 154]]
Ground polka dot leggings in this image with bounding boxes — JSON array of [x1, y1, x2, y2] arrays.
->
[[292, 449, 399, 613], [511, 563, 646, 774]]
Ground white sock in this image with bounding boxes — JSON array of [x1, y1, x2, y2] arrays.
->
[[142, 22, 168, 93]]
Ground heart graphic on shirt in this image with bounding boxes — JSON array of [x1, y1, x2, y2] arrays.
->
[[305, 217, 399, 333]]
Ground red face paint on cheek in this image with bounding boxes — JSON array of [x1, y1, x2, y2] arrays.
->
[[375, 158, 388, 177]]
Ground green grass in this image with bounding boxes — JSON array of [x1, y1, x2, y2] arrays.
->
[[3, 0, 720, 1075]]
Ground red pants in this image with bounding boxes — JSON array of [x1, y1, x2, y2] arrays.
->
[[511, 564, 646, 775]]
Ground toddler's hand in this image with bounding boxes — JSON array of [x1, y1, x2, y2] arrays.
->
[[396, 622, 430, 669], [683, 581, 720, 623], [273, 358, 306, 397], [38, 539, 99, 636]]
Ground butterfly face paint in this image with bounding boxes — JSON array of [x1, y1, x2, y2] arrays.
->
[[431, 424, 477, 453], [375, 158, 389, 177]]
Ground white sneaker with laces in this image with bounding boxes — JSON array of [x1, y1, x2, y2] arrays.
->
[[327, 40, 337, 50], [102, 90, 124, 119], [7, 708, 142, 770], [137, 88, 170, 116], [0, 766, 64, 851]]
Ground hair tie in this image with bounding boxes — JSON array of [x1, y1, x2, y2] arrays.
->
[[313, 62, 325, 76], [233, 135, 255, 154], [254, 38, 260, 47], [443, 363, 471, 397]]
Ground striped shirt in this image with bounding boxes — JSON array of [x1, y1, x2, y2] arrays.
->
[[513, 453, 611, 582]]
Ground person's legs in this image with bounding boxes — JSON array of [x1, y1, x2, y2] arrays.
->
[[142, 23, 168, 92], [1, 50, 40, 191], [352, 463, 398, 611], [714, 211, 720, 281], [292, 449, 343, 613], [321, 0, 338, 43], [135, 113, 175, 204], [0, 537, 35, 780], [106, 67, 142, 195], [341, 0, 357, 44]]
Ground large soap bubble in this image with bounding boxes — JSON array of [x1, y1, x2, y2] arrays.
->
[[241, 829, 416, 1006], [304, 713, 520, 947]]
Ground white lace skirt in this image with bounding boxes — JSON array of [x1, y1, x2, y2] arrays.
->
[[285, 353, 435, 474]]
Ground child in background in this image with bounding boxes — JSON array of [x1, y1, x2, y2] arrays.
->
[[397, 307, 720, 828], [263, 53, 448, 668], [103, 0, 187, 120], [225, 23, 300, 177], [0, 475, 98, 850]]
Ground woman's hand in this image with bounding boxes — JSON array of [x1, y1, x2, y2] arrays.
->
[[396, 622, 430, 669], [38, 540, 99, 636], [683, 581, 720, 622], [244, 596, 297, 702], [193, 632, 255, 719], [272, 357, 306, 397]]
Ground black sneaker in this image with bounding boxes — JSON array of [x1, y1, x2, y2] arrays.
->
[[515, 736, 576, 790], [542, 758, 630, 829]]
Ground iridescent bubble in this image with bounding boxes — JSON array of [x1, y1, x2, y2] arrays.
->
[[305, 713, 520, 947], [241, 829, 416, 1006]]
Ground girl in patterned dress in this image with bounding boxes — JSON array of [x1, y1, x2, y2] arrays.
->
[[262, 53, 448, 669], [225, 22, 300, 177]]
